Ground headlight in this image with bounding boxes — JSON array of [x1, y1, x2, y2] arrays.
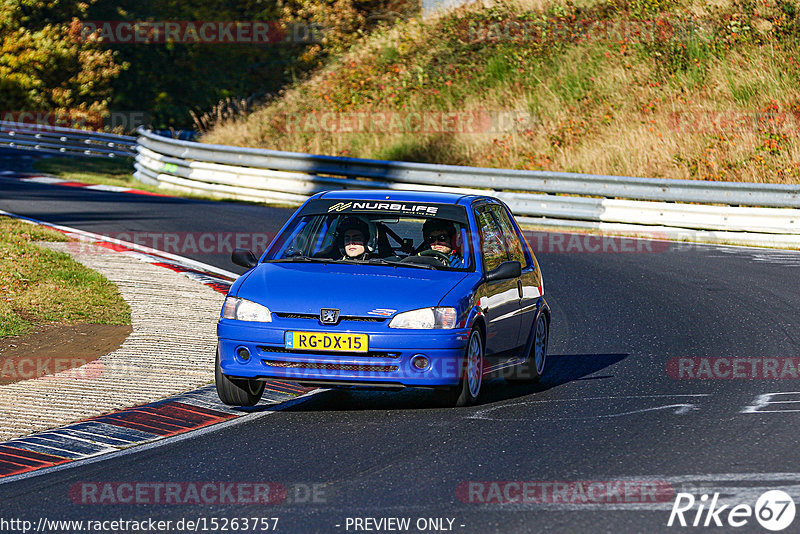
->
[[221, 297, 272, 322], [388, 307, 457, 329]]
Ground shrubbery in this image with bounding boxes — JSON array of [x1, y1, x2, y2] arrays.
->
[[202, 0, 800, 183], [0, 0, 420, 129]]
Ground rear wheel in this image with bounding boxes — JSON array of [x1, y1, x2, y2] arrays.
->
[[508, 314, 548, 383], [215, 347, 265, 406], [436, 328, 483, 407]]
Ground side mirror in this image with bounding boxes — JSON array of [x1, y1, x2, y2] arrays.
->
[[485, 260, 521, 282], [232, 248, 258, 269]]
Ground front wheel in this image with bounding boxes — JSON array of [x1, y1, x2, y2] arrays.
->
[[436, 328, 483, 407], [215, 347, 265, 406]]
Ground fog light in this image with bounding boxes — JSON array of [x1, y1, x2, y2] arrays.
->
[[411, 355, 430, 370], [236, 347, 251, 362]]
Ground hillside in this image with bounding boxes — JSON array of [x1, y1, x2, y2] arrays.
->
[[202, 0, 800, 183]]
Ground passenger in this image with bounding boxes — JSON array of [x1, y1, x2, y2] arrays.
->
[[422, 219, 463, 268], [336, 217, 371, 261]]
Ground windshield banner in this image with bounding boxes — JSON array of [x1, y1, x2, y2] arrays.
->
[[298, 199, 469, 223]]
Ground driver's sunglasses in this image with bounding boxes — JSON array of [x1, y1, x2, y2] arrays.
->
[[426, 232, 451, 244]]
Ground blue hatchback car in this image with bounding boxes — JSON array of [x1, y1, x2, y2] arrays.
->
[[216, 190, 550, 407]]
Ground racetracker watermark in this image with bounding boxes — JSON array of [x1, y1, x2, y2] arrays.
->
[[68, 482, 326, 505], [2, 358, 255, 383], [522, 231, 671, 253], [0, 357, 103, 384], [0, 110, 149, 131], [79, 21, 322, 44], [73, 231, 686, 258], [667, 358, 800, 379], [271, 110, 537, 134], [66, 232, 275, 256], [250, 355, 489, 381], [462, 17, 713, 44], [667, 110, 800, 135], [457, 480, 675, 504]]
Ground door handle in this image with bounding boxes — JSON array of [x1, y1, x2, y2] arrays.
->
[[517, 279, 523, 299]]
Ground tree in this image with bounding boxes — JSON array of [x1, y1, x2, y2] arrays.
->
[[0, 0, 124, 128]]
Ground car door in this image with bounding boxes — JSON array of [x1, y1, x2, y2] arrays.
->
[[474, 203, 522, 358], [490, 204, 541, 348]]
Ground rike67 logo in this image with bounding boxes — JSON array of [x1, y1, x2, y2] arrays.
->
[[668, 490, 796, 531]]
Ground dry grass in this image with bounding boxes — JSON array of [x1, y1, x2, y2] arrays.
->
[[203, 0, 800, 183]]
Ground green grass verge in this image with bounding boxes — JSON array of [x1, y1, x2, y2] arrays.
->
[[31, 156, 281, 205], [0, 217, 131, 338], [33, 157, 141, 188], [31, 156, 303, 207], [31, 157, 205, 199]]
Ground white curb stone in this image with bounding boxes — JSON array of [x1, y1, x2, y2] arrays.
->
[[0, 241, 224, 441]]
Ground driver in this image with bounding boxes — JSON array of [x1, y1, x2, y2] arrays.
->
[[422, 219, 463, 268], [336, 217, 371, 261]]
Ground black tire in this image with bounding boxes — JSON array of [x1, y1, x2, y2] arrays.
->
[[215, 348, 265, 406], [435, 328, 483, 407], [507, 314, 548, 383]]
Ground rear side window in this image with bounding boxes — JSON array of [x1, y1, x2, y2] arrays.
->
[[489, 205, 527, 267], [475, 205, 508, 272]]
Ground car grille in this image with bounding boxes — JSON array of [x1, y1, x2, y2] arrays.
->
[[257, 346, 400, 359], [273, 312, 386, 322], [262, 361, 398, 372]]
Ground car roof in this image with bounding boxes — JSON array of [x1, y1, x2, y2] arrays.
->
[[315, 189, 490, 206]]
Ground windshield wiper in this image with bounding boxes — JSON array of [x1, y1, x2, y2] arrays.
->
[[367, 258, 435, 270], [267, 256, 332, 263], [268, 257, 436, 270]]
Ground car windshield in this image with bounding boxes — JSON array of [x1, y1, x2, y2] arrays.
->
[[264, 200, 473, 271]]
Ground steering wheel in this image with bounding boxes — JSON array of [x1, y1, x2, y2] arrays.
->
[[419, 249, 451, 267]]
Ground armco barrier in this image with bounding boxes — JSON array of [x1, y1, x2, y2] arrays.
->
[[0, 121, 136, 158], [133, 128, 800, 244], [135, 129, 800, 207], [4, 119, 794, 245]]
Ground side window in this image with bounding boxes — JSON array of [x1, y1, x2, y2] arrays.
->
[[490, 205, 527, 267], [276, 216, 332, 258], [475, 205, 507, 272], [275, 219, 310, 258], [312, 216, 336, 255]]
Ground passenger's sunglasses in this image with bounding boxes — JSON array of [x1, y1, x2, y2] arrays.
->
[[426, 233, 450, 244]]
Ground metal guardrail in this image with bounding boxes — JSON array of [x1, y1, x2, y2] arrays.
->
[[0, 121, 136, 158], [134, 128, 800, 238], [135, 128, 800, 208], [3, 120, 794, 242]]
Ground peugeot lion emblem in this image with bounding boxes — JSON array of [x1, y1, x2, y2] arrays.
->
[[320, 308, 340, 324]]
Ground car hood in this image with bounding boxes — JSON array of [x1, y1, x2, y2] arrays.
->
[[235, 262, 470, 316]]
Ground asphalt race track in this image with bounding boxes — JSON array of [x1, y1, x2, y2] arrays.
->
[[2, 151, 800, 533]]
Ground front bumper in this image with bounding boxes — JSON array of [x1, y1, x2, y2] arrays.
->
[[217, 319, 470, 388]]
